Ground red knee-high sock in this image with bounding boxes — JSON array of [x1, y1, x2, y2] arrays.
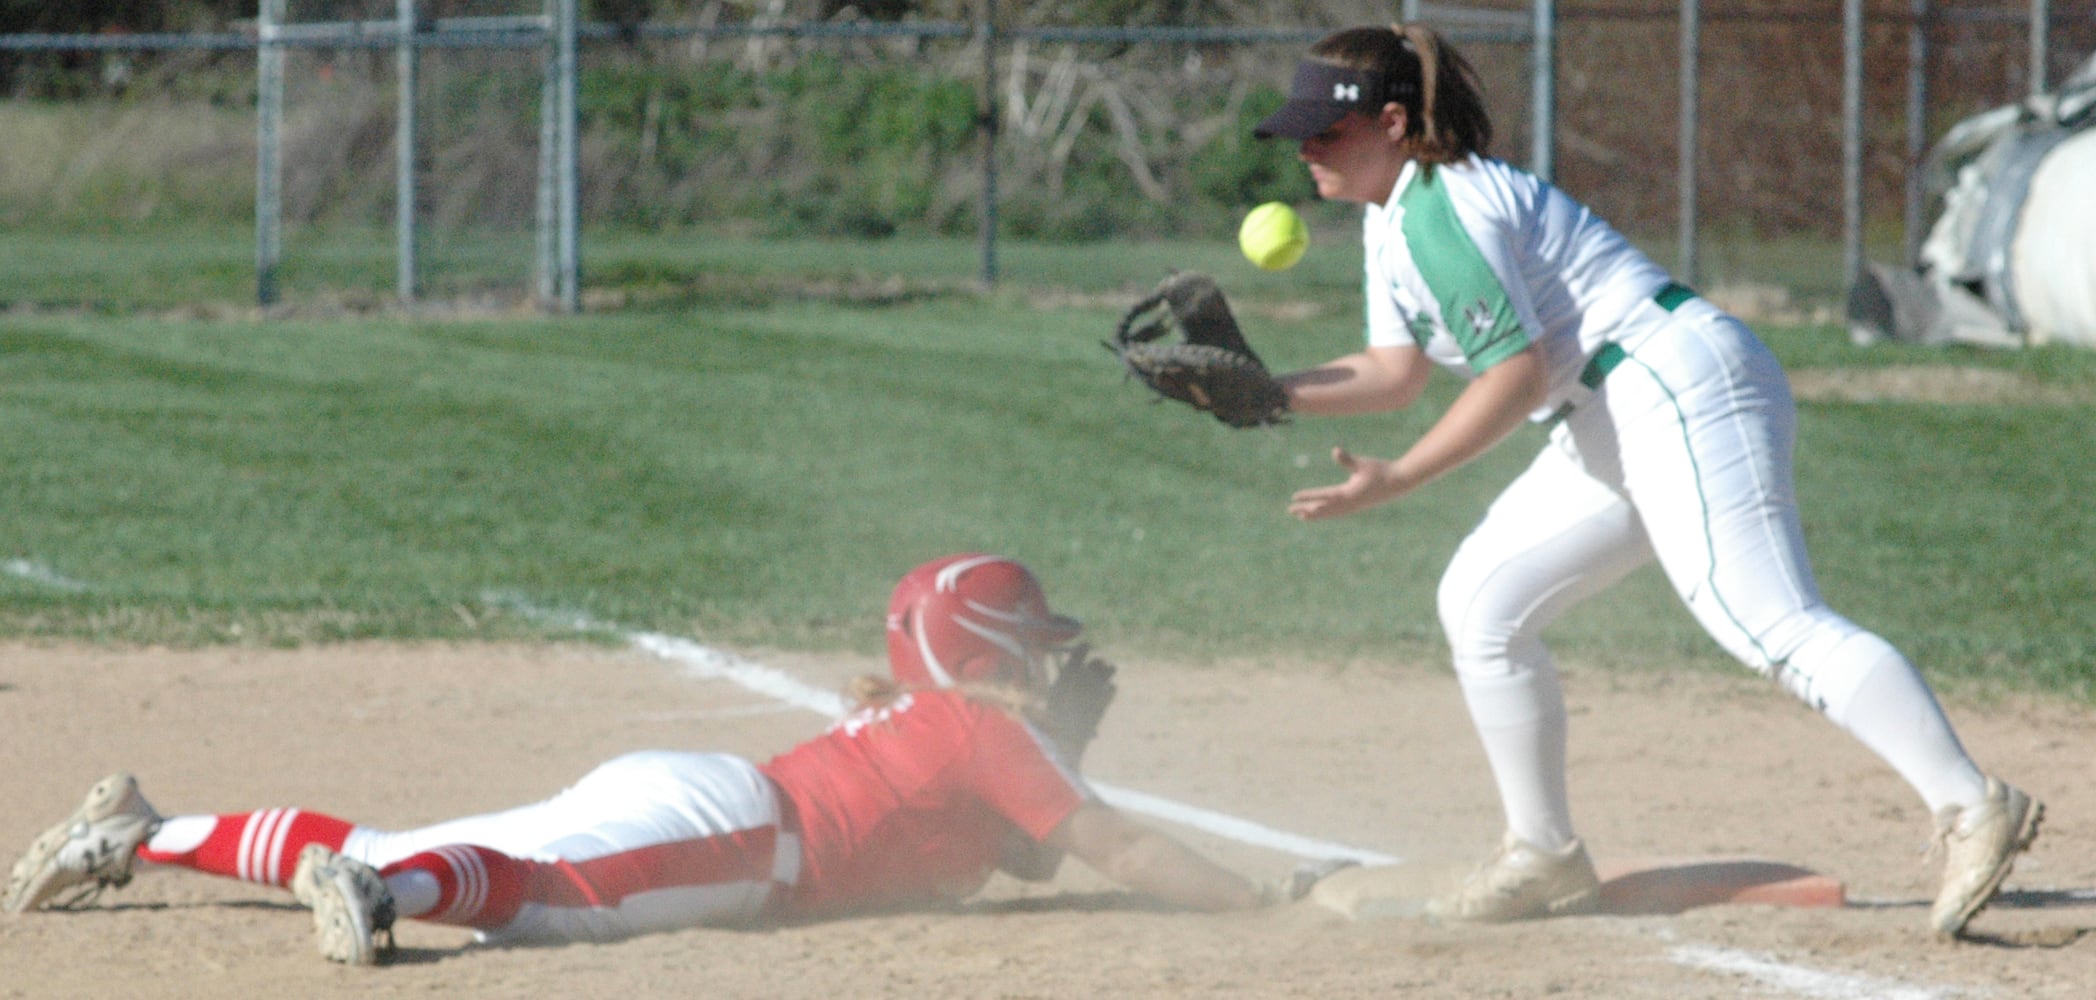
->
[[381, 845, 529, 930], [137, 809, 354, 887]]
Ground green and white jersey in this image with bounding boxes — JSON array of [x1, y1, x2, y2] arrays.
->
[[1363, 154, 1672, 420]]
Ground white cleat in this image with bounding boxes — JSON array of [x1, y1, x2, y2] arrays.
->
[[5, 772, 163, 913], [1930, 776, 2043, 939], [1423, 832, 1601, 925], [291, 844, 397, 966]]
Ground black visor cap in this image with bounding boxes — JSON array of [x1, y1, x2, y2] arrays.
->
[[1253, 61, 1393, 140]]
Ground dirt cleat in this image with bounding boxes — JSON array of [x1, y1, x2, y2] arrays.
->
[[4, 772, 163, 913], [1930, 777, 2043, 939], [291, 844, 397, 966], [1423, 832, 1601, 925]]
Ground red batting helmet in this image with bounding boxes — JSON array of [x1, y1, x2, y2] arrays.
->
[[885, 554, 1082, 689]]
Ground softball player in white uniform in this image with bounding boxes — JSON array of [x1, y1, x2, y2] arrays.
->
[[1258, 24, 2040, 935]]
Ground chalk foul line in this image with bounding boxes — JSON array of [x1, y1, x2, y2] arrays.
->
[[1666, 944, 1958, 1000]]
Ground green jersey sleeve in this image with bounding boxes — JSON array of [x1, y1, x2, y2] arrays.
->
[[1397, 169, 1531, 372]]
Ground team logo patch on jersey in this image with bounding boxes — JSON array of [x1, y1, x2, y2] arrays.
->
[[1464, 298, 1498, 339]]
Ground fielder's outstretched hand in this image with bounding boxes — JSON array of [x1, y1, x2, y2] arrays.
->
[[1288, 447, 1406, 521]]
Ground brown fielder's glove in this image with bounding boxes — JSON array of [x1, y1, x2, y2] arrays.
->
[[1104, 271, 1290, 429], [1041, 643, 1117, 754]]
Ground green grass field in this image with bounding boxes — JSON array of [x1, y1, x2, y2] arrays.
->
[[3, 226, 2092, 701]]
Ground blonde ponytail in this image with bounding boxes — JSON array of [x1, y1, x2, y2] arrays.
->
[[1393, 23, 1490, 171]]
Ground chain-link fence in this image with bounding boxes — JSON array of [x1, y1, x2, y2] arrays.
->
[[2, 1, 2090, 310]]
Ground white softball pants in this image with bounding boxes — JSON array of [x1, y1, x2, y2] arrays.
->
[[340, 751, 794, 944], [1436, 296, 1987, 849]]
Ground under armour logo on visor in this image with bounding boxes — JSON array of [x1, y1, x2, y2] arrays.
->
[[1333, 83, 1359, 101]]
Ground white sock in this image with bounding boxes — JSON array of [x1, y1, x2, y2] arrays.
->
[[1805, 630, 1987, 814], [144, 815, 214, 855], [1456, 665, 1576, 851]]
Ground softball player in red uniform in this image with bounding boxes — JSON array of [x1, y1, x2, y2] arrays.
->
[[1258, 24, 2040, 936], [5, 554, 1265, 963]]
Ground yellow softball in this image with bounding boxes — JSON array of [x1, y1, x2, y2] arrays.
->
[[1239, 202, 1309, 271]]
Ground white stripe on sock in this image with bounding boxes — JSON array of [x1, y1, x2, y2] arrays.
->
[[439, 845, 489, 921], [234, 810, 268, 883], [264, 808, 300, 885]]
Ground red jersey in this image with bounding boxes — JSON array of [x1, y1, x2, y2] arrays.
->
[[758, 689, 1089, 917]]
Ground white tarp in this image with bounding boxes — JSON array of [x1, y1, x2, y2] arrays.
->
[[1850, 49, 2096, 349], [2011, 128, 2096, 347]]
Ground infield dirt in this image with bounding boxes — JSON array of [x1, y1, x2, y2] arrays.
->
[[2, 641, 2090, 998]]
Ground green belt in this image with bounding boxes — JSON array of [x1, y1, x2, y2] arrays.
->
[[1575, 283, 1692, 388], [1550, 282, 1693, 425], [1578, 341, 1626, 390], [1654, 280, 1697, 313]]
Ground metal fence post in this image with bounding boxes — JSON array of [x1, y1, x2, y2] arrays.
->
[[256, 0, 285, 308], [1904, 0, 1931, 266], [1842, 0, 1865, 304], [397, 0, 421, 304], [534, 0, 580, 313], [556, 0, 581, 313], [2030, 0, 2052, 97], [1677, 0, 1700, 287], [1530, 0, 1556, 180], [537, 0, 558, 308], [978, 0, 1000, 290]]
